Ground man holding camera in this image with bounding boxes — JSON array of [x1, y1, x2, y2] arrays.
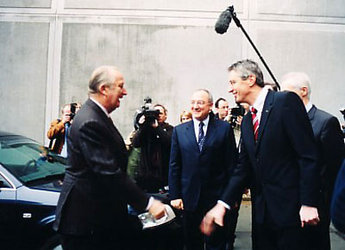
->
[[132, 103, 173, 193], [47, 103, 80, 157]]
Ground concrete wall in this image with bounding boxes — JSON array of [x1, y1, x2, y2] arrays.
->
[[0, 0, 344, 144]]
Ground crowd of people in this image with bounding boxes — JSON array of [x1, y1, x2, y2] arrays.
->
[[49, 61, 344, 250]]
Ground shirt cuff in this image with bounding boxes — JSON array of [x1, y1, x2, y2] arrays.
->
[[217, 200, 230, 210], [146, 196, 155, 211]]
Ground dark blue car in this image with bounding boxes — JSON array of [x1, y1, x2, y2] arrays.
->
[[0, 131, 65, 249], [0, 131, 183, 250]]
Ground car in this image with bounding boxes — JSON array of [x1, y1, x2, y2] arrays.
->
[[0, 131, 66, 249], [0, 131, 182, 250]]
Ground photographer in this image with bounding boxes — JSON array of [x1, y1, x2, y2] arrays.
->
[[47, 102, 81, 157], [132, 103, 173, 193]]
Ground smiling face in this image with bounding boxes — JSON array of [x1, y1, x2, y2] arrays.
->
[[190, 90, 213, 121], [105, 71, 127, 113], [228, 70, 252, 105]]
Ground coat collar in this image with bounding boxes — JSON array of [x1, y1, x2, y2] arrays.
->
[[307, 104, 317, 121], [85, 99, 127, 154], [184, 116, 217, 153], [242, 90, 274, 154], [256, 90, 274, 145]]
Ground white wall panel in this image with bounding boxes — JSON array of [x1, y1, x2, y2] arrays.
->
[[0, 21, 49, 142], [0, 0, 51, 8]]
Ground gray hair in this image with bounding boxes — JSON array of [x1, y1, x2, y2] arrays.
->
[[280, 72, 312, 99], [89, 65, 119, 94], [194, 89, 213, 103], [228, 59, 264, 87]]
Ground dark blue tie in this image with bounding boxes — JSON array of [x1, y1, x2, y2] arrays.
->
[[198, 121, 205, 151]]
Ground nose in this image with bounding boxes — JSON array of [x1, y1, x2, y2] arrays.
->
[[192, 102, 199, 109], [122, 87, 127, 96], [228, 83, 234, 93]]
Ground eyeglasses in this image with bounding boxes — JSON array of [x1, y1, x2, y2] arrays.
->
[[191, 100, 207, 106]]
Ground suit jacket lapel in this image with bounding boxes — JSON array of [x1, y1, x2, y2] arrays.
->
[[256, 91, 274, 151], [202, 116, 215, 153], [87, 99, 127, 154], [308, 105, 316, 121], [242, 113, 256, 156], [185, 120, 200, 152]]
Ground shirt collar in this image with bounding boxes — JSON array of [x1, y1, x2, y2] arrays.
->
[[251, 85, 270, 113], [305, 101, 313, 113], [90, 97, 110, 118], [193, 114, 210, 127]]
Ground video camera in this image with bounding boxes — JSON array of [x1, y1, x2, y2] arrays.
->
[[229, 104, 245, 128], [69, 103, 78, 120], [134, 97, 160, 129]]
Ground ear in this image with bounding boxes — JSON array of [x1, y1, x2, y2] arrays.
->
[[300, 86, 309, 98], [99, 83, 107, 96], [248, 75, 257, 87]]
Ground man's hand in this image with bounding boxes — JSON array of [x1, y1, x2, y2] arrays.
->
[[299, 205, 320, 227], [152, 119, 158, 128], [148, 199, 166, 220], [170, 199, 184, 210], [138, 115, 146, 125], [200, 203, 227, 236]]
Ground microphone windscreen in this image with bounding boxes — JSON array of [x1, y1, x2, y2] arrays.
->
[[215, 10, 232, 34]]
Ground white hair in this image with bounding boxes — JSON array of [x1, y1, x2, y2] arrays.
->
[[281, 72, 312, 99]]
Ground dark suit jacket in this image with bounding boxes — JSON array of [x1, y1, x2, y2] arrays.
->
[[169, 115, 237, 211], [54, 99, 148, 235], [331, 159, 345, 234], [221, 91, 320, 228], [308, 105, 345, 211]]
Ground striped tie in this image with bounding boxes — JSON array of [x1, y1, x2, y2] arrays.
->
[[251, 107, 259, 141], [198, 121, 205, 151]]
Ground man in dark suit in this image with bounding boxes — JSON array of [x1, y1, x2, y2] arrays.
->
[[201, 60, 320, 250], [281, 72, 345, 250], [53, 65, 165, 250], [169, 89, 238, 250], [331, 159, 345, 234]]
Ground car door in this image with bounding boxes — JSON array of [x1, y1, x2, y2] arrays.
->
[[0, 170, 17, 241]]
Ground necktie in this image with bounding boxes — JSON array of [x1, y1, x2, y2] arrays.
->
[[251, 107, 259, 142], [198, 121, 205, 151]]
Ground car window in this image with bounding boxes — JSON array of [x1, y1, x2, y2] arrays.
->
[[0, 173, 12, 188], [0, 136, 66, 184]]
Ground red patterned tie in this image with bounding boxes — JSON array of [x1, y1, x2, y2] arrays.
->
[[251, 107, 259, 141]]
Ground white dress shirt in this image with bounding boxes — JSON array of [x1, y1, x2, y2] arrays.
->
[[193, 115, 210, 141]]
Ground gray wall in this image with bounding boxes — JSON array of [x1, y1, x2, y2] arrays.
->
[[0, 0, 344, 144]]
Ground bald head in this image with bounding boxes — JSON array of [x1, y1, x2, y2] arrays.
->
[[89, 66, 120, 94], [88, 65, 127, 113], [281, 72, 311, 105]]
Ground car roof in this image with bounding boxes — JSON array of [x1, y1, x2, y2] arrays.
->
[[0, 131, 38, 145], [0, 131, 29, 138]]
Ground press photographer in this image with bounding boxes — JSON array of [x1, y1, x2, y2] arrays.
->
[[47, 102, 81, 157], [131, 99, 174, 193]]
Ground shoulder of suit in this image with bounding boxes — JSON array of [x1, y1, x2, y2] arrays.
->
[[213, 118, 231, 128], [174, 120, 191, 130], [313, 106, 335, 120]]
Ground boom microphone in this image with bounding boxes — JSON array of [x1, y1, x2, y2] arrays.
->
[[215, 8, 232, 34]]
